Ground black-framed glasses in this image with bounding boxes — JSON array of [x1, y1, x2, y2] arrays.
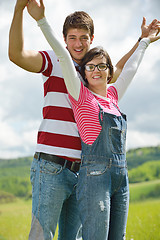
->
[[85, 63, 109, 72]]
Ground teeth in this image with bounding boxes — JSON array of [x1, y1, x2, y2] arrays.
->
[[93, 76, 101, 79]]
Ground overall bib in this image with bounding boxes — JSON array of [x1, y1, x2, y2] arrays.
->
[[77, 103, 129, 240]]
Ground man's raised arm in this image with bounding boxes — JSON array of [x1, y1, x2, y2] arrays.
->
[[8, 0, 43, 73], [111, 17, 160, 83]]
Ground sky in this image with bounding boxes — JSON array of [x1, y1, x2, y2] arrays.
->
[[0, 0, 160, 159]]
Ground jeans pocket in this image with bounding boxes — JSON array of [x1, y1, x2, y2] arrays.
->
[[41, 159, 63, 175], [87, 163, 108, 176], [109, 127, 126, 154]]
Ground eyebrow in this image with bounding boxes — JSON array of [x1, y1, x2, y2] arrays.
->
[[68, 35, 76, 38], [68, 34, 89, 38]]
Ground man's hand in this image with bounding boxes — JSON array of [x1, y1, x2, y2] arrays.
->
[[27, 0, 45, 21], [15, 0, 29, 11]]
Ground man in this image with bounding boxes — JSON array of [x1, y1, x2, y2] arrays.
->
[[8, 0, 160, 239]]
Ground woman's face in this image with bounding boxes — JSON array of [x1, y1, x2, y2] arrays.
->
[[85, 56, 109, 91]]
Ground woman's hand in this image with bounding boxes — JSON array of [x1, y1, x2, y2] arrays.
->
[[140, 17, 160, 42], [141, 17, 160, 40], [148, 22, 160, 42]]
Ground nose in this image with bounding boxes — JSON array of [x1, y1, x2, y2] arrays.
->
[[75, 39, 83, 47], [93, 66, 100, 72]]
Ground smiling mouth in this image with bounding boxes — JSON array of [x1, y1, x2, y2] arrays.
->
[[93, 76, 101, 79], [75, 49, 83, 53]]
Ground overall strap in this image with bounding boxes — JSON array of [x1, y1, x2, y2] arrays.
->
[[97, 100, 123, 126], [112, 102, 122, 115], [112, 102, 127, 120], [96, 100, 104, 126]]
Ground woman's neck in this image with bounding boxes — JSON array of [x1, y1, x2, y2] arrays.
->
[[88, 85, 107, 98]]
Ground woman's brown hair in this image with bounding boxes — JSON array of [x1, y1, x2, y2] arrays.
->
[[80, 46, 114, 85]]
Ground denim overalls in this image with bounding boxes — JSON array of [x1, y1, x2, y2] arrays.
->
[[77, 102, 129, 240]]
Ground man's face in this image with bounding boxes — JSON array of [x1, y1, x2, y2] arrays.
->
[[64, 28, 94, 65]]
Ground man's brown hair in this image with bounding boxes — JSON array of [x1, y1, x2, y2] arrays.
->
[[63, 11, 94, 39]]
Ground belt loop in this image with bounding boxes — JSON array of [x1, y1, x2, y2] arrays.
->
[[35, 152, 40, 161], [38, 152, 41, 161], [81, 156, 84, 166], [63, 160, 67, 169]]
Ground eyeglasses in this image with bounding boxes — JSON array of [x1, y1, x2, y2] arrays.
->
[[85, 63, 109, 72]]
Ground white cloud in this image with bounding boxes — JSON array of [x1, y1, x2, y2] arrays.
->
[[0, 118, 40, 159], [127, 130, 160, 150], [0, 120, 22, 150], [0, 65, 8, 82]]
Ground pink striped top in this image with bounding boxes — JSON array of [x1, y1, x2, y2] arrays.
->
[[69, 82, 121, 144]]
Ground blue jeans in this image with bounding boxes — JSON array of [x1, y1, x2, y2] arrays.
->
[[77, 161, 129, 240], [28, 155, 81, 240]]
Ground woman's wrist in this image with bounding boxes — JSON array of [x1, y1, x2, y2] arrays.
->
[[37, 17, 47, 26], [139, 37, 151, 48], [138, 37, 142, 42]]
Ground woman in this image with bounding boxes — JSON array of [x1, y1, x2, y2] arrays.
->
[[27, 0, 160, 239]]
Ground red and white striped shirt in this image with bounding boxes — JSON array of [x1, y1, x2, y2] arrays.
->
[[35, 50, 81, 161]]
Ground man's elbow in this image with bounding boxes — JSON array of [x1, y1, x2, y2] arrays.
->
[[8, 47, 16, 63], [8, 47, 22, 67]]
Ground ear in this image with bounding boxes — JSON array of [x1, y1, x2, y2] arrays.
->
[[90, 34, 94, 44], [63, 35, 67, 44]]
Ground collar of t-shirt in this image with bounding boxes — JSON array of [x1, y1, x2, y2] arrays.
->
[[73, 61, 81, 72], [90, 90, 110, 102]]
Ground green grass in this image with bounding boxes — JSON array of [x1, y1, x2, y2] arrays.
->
[[0, 200, 32, 240], [0, 193, 160, 239], [129, 179, 160, 202], [0, 199, 58, 240], [126, 199, 160, 240], [128, 160, 160, 183]]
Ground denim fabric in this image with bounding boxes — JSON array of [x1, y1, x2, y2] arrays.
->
[[28, 155, 82, 240], [77, 105, 129, 240]]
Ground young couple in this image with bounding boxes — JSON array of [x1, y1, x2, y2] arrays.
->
[[9, 0, 160, 239]]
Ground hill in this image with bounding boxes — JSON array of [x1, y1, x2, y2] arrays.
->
[[0, 157, 32, 200], [126, 145, 160, 170], [129, 160, 160, 183], [0, 146, 160, 201], [0, 156, 32, 178]]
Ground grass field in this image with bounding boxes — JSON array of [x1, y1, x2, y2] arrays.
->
[[129, 179, 160, 202], [0, 195, 160, 239], [0, 199, 58, 240], [126, 199, 160, 240]]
